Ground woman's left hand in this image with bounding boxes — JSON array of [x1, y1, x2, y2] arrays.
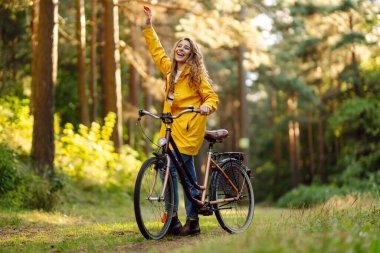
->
[[200, 105, 211, 115]]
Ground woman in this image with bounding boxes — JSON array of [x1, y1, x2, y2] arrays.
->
[[143, 6, 219, 236]]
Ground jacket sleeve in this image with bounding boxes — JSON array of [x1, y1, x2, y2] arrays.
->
[[199, 78, 219, 113], [143, 27, 171, 76]]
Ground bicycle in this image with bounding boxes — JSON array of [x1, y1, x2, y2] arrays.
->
[[134, 106, 254, 240]]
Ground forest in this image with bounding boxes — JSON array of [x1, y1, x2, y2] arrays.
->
[[0, 0, 379, 252]]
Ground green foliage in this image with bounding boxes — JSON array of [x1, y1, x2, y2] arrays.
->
[[339, 63, 361, 85], [0, 144, 20, 194], [21, 174, 61, 210], [328, 97, 380, 137], [0, 144, 60, 210], [55, 112, 141, 190], [173, 195, 379, 253], [0, 96, 33, 153], [0, 96, 142, 210], [3, 174, 60, 210], [0, 0, 30, 11], [0, 5, 31, 97], [290, 1, 327, 17], [276, 184, 349, 208], [277, 182, 379, 208], [331, 32, 368, 51], [295, 37, 323, 60], [328, 97, 380, 177]]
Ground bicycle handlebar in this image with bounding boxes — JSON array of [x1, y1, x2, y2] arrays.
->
[[138, 106, 200, 121]]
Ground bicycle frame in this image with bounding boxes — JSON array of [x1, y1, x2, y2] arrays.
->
[[135, 108, 254, 239], [156, 113, 241, 209]]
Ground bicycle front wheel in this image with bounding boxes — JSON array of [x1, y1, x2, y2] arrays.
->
[[211, 160, 254, 233], [134, 157, 174, 239]]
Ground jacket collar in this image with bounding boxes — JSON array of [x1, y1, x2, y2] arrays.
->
[[179, 64, 190, 76]]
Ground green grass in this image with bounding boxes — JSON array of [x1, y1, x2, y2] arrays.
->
[[173, 195, 380, 253], [0, 191, 379, 253]]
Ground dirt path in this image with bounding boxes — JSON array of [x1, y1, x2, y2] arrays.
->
[[114, 230, 227, 253]]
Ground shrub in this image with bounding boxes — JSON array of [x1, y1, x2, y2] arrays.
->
[[0, 144, 20, 194], [55, 112, 141, 190], [19, 174, 61, 210], [0, 144, 61, 210], [0, 96, 142, 210], [276, 184, 349, 208], [0, 97, 33, 154]]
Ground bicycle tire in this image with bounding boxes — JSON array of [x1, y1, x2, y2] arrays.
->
[[134, 157, 174, 239], [211, 160, 254, 233]]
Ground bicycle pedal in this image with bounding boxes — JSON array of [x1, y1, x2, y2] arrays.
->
[[198, 208, 213, 216]]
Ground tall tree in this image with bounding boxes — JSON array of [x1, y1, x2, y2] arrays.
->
[[90, 0, 98, 122], [127, 20, 138, 148], [102, 0, 123, 151], [238, 3, 249, 161], [31, 0, 39, 114], [31, 0, 59, 177], [287, 95, 301, 187], [143, 60, 154, 156], [76, 0, 88, 125]]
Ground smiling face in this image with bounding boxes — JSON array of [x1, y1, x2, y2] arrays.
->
[[174, 39, 192, 64]]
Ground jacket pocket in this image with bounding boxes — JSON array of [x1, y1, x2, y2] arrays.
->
[[186, 114, 197, 132]]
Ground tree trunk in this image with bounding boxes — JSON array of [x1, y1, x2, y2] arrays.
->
[[348, 13, 361, 97], [32, 0, 59, 177], [127, 21, 139, 148], [307, 121, 315, 182], [143, 60, 154, 156], [271, 90, 282, 198], [31, 0, 40, 114], [128, 65, 138, 147], [102, 0, 123, 151], [272, 91, 282, 164], [11, 39, 16, 84], [237, 4, 249, 164], [287, 95, 300, 187], [76, 0, 88, 125], [90, 0, 98, 122], [0, 24, 4, 92], [294, 120, 301, 182], [317, 117, 327, 183]]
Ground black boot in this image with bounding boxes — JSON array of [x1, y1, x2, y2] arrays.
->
[[179, 218, 200, 236], [167, 215, 182, 235]]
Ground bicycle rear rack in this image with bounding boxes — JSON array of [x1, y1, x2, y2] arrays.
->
[[212, 152, 252, 178], [211, 152, 245, 162]]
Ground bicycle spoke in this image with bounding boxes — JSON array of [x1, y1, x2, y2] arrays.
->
[[134, 158, 174, 239], [212, 161, 254, 233]]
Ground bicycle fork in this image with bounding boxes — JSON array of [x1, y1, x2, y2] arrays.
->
[[147, 154, 171, 202]]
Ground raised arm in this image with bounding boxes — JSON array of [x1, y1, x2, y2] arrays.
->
[[143, 6, 171, 76]]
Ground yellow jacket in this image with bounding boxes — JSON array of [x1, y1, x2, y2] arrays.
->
[[143, 27, 219, 155]]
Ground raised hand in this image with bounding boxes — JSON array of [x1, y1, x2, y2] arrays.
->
[[143, 6, 152, 27]]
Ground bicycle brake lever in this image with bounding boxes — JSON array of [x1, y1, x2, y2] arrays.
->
[[137, 109, 144, 122]]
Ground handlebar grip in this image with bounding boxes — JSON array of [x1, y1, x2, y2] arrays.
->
[[187, 105, 200, 113], [138, 109, 145, 117]]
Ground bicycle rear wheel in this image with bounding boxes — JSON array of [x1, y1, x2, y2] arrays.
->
[[134, 157, 174, 239], [211, 160, 254, 233]]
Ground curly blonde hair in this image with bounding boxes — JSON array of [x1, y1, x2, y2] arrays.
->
[[168, 38, 210, 93]]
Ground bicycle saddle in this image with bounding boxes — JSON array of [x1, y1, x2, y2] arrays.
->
[[205, 129, 229, 142]]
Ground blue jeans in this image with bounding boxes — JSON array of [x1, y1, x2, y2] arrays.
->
[[169, 153, 199, 220]]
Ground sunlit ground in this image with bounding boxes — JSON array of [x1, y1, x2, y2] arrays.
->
[[0, 193, 378, 253]]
